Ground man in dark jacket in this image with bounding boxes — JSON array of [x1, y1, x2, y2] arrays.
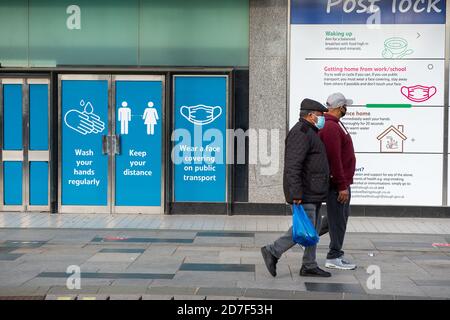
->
[[261, 98, 331, 278], [319, 92, 357, 270]]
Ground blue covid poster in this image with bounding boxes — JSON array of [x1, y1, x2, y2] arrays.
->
[[115, 80, 163, 206], [61, 80, 108, 206], [173, 76, 227, 202]]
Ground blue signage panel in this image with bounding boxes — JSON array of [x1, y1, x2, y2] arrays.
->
[[115, 80, 163, 206], [173, 76, 227, 202], [29, 84, 49, 150], [61, 80, 108, 206], [4, 162, 22, 205], [3, 84, 22, 150], [291, 0, 446, 24], [30, 161, 48, 206]]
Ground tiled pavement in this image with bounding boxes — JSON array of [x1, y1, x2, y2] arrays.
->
[[0, 225, 449, 300], [1, 212, 450, 234]]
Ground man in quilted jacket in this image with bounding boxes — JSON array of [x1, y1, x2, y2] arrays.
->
[[261, 98, 331, 278]]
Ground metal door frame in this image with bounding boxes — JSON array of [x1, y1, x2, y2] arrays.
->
[[58, 74, 165, 214], [0, 77, 51, 212], [58, 74, 111, 214], [27, 78, 51, 212]]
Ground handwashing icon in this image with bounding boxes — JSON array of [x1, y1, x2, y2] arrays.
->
[[382, 37, 413, 59], [64, 100, 105, 135]]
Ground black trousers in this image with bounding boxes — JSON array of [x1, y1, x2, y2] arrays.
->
[[326, 186, 351, 259]]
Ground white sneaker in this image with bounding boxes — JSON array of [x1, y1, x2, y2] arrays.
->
[[325, 257, 357, 270]]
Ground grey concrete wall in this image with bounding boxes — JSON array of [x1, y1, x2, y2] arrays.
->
[[248, 0, 288, 204]]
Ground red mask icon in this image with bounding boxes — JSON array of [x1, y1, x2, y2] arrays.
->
[[401, 85, 437, 103]]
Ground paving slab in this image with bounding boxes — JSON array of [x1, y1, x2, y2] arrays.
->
[[8, 248, 46, 254], [255, 264, 292, 281], [173, 295, 206, 300], [80, 261, 133, 270], [237, 280, 306, 292], [193, 237, 254, 246], [415, 286, 450, 299], [290, 291, 344, 300], [394, 295, 434, 300], [0, 286, 47, 296], [289, 272, 361, 284], [77, 294, 109, 300], [135, 246, 178, 257], [132, 260, 182, 270], [0, 272, 42, 287], [196, 287, 245, 297], [87, 252, 142, 263], [108, 295, 142, 300], [46, 286, 101, 295], [205, 296, 239, 300], [45, 294, 78, 300], [147, 285, 197, 295], [20, 277, 68, 287], [111, 279, 153, 287], [141, 294, 174, 300], [197, 231, 254, 238], [171, 248, 221, 258], [342, 293, 395, 300], [98, 285, 147, 295], [0, 253, 23, 261], [304, 282, 366, 295], [243, 288, 296, 300], [151, 278, 238, 288], [356, 277, 427, 297]]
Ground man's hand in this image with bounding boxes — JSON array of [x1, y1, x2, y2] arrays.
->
[[337, 189, 349, 204], [293, 199, 302, 205]]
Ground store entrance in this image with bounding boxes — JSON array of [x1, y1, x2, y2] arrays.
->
[[59, 75, 165, 214], [0, 77, 51, 212]]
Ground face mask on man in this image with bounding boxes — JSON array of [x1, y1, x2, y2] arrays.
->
[[339, 105, 347, 117], [312, 114, 325, 130]]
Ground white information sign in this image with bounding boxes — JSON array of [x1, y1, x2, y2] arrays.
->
[[289, 0, 446, 206]]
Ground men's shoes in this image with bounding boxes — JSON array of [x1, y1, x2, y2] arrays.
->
[[261, 246, 278, 277], [300, 266, 331, 277], [325, 257, 357, 270]]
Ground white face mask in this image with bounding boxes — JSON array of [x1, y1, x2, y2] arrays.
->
[[180, 105, 222, 126]]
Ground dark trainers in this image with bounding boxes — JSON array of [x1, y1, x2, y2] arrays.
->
[[300, 266, 331, 277], [261, 246, 278, 277]]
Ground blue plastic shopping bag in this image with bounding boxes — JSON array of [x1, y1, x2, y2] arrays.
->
[[292, 204, 320, 247]]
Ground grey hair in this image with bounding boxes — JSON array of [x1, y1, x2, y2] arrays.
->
[[299, 109, 310, 118]]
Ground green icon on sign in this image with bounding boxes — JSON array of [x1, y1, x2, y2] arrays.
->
[[382, 37, 414, 59]]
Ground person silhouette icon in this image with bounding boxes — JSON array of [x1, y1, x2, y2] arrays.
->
[[143, 101, 159, 135], [118, 101, 131, 135]]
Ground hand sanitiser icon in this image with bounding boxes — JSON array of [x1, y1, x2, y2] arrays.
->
[[64, 100, 105, 135]]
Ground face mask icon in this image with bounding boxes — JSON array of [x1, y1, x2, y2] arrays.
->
[[401, 85, 437, 103], [180, 105, 222, 126]]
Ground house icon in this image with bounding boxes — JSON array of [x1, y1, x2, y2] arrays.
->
[[376, 125, 407, 153]]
